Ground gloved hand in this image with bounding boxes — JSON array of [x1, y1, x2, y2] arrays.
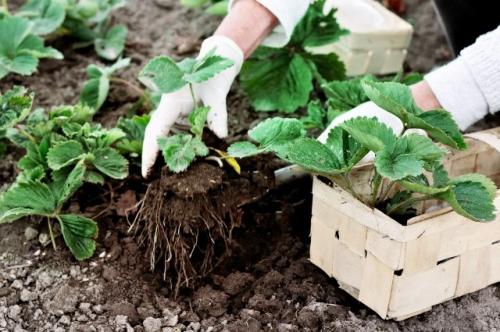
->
[[318, 101, 405, 164], [141, 36, 244, 178]]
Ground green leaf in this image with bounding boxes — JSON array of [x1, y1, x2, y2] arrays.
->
[[188, 106, 210, 137], [362, 81, 466, 149], [417, 110, 466, 150], [0, 86, 34, 131], [401, 134, 446, 163], [47, 140, 85, 170], [432, 164, 450, 187], [323, 76, 373, 111], [17, 0, 66, 36], [227, 141, 260, 158], [94, 24, 127, 60], [2, 180, 56, 213], [138, 56, 186, 93], [83, 170, 105, 185], [291, 0, 348, 48], [180, 0, 209, 7], [325, 126, 368, 170], [58, 214, 98, 261], [436, 181, 496, 222], [115, 114, 150, 155], [0, 207, 42, 224], [304, 53, 346, 82], [375, 151, 424, 181], [0, 16, 62, 79], [80, 58, 130, 111], [92, 147, 129, 179], [56, 161, 86, 206], [339, 117, 397, 152], [184, 54, 234, 83], [241, 51, 313, 113], [205, 1, 228, 15], [276, 138, 341, 174], [450, 174, 497, 199], [362, 80, 420, 118], [158, 134, 209, 173], [248, 117, 306, 154], [300, 100, 326, 130]]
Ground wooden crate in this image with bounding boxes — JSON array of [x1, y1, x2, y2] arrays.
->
[[310, 127, 500, 320]]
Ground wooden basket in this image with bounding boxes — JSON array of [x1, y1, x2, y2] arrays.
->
[[310, 127, 500, 320]]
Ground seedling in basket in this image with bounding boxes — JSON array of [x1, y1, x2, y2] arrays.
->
[[138, 50, 238, 173], [229, 81, 497, 223], [0, 88, 133, 260]]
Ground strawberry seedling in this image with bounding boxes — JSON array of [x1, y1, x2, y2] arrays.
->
[[0, 89, 131, 260], [138, 50, 234, 173], [0, 16, 63, 80], [230, 81, 496, 223], [240, 0, 348, 113]]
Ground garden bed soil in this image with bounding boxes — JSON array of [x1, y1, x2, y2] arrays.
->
[[1, 0, 500, 331]]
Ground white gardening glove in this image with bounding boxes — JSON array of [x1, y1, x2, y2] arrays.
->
[[141, 36, 244, 178], [318, 101, 405, 164]]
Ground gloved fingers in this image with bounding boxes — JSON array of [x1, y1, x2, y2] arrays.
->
[[141, 93, 192, 178], [198, 86, 228, 138], [205, 99, 228, 139]]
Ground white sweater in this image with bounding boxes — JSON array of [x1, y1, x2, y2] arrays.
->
[[230, 0, 500, 130]]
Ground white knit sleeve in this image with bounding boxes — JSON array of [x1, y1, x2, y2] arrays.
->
[[228, 0, 309, 48], [424, 26, 500, 130]]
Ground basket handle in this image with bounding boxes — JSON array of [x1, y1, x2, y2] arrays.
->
[[465, 127, 500, 153]]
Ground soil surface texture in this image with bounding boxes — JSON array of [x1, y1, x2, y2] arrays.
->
[[1, 0, 500, 331]]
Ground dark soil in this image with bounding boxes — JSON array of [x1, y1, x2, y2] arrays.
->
[[1, 0, 500, 331]]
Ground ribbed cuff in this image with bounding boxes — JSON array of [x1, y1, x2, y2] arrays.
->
[[425, 57, 488, 130], [461, 26, 500, 114], [228, 0, 309, 48]]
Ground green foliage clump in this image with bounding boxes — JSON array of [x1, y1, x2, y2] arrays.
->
[[240, 0, 348, 113], [0, 0, 128, 81], [0, 88, 131, 260], [229, 81, 497, 223], [0, 16, 63, 79], [180, 0, 228, 16], [80, 57, 131, 110]]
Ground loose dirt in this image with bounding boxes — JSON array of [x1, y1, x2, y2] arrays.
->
[[1, 0, 500, 331]]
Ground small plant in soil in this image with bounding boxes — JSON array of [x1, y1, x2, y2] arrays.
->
[[229, 80, 497, 223], [240, 0, 348, 113], [0, 89, 132, 260], [0, 15, 63, 79], [138, 49, 239, 173], [180, 0, 228, 16]]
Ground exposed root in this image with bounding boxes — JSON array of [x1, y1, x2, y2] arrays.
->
[[129, 163, 247, 296]]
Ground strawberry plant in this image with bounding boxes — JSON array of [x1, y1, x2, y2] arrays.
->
[[0, 89, 131, 260], [229, 81, 496, 222], [240, 0, 348, 113], [80, 57, 131, 110], [180, 0, 228, 16], [115, 113, 150, 157], [138, 50, 234, 173], [0, 16, 63, 79]]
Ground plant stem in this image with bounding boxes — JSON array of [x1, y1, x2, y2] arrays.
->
[[15, 125, 36, 143], [342, 173, 362, 202], [110, 77, 152, 110], [188, 83, 198, 107], [47, 217, 57, 251], [370, 172, 382, 207], [379, 181, 396, 204], [386, 195, 430, 216]]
